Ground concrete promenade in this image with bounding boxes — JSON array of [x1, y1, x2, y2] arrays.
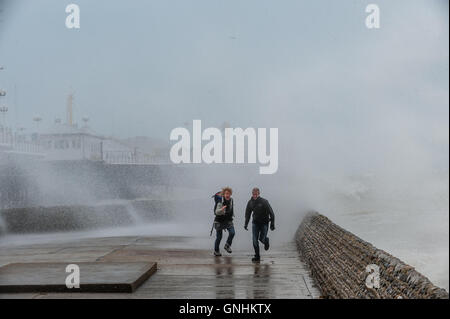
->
[[0, 235, 320, 299]]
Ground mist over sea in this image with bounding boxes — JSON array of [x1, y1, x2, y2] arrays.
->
[[316, 172, 449, 290]]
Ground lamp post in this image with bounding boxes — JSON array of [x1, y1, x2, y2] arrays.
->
[[16, 127, 26, 143], [82, 116, 89, 127], [0, 105, 8, 128], [0, 106, 8, 144], [32, 116, 42, 146], [33, 116, 42, 131], [0, 65, 7, 144], [0, 64, 6, 124]]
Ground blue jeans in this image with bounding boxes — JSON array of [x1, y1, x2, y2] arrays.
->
[[252, 222, 268, 257], [215, 225, 235, 252]]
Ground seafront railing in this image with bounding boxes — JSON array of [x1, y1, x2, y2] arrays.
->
[[102, 150, 164, 165], [0, 128, 42, 155]]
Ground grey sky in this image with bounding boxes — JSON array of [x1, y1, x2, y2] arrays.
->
[[0, 0, 448, 173]]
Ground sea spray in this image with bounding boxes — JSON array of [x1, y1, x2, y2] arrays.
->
[[0, 211, 7, 236], [124, 201, 144, 225]]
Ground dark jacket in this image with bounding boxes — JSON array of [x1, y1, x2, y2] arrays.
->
[[214, 197, 234, 224], [245, 196, 275, 227]]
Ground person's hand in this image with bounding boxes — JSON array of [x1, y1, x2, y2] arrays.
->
[[221, 205, 227, 211], [270, 224, 275, 231], [244, 225, 248, 231]]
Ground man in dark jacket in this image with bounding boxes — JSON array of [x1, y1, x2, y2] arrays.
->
[[244, 187, 275, 262]]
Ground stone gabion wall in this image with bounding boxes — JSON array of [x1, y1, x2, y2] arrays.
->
[[296, 212, 449, 299]]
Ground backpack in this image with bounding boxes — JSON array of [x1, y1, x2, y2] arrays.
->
[[210, 191, 222, 235], [212, 191, 222, 214]]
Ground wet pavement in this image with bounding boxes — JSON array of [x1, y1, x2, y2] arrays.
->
[[0, 235, 320, 298]]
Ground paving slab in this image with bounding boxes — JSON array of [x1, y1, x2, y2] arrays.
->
[[0, 262, 157, 293]]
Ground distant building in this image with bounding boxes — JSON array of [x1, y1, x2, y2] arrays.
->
[[39, 123, 105, 161], [39, 121, 141, 162], [1, 92, 165, 164]]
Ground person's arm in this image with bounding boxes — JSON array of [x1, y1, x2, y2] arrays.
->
[[244, 200, 252, 229], [215, 202, 226, 215], [266, 200, 275, 230]]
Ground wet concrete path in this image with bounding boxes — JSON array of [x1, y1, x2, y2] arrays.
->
[[0, 235, 320, 298]]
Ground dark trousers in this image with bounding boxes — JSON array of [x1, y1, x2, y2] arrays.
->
[[215, 225, 235, 252], [252, 222, 268, 257]]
